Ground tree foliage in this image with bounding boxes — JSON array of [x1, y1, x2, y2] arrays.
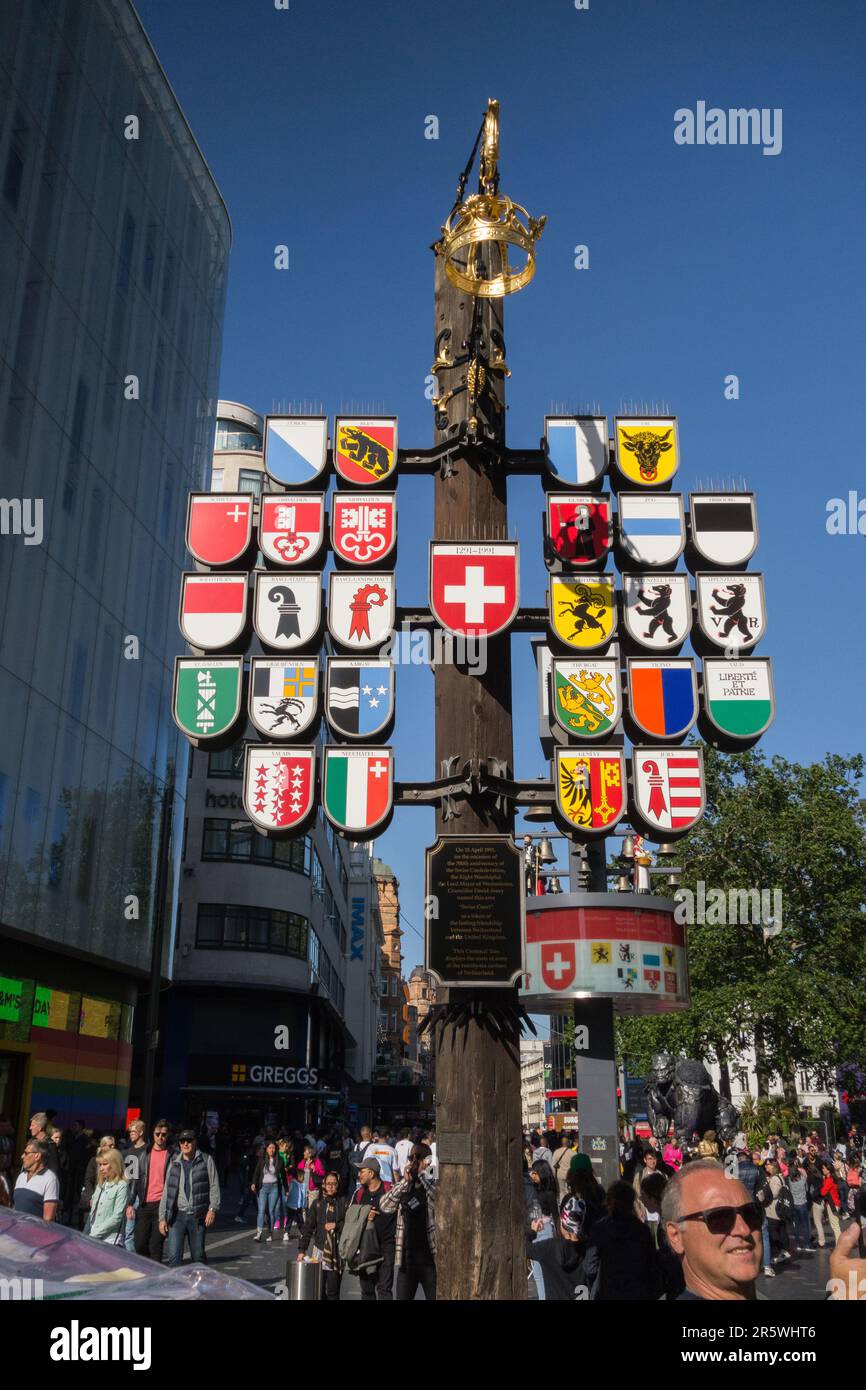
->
[[617, 747, 866, 1098]]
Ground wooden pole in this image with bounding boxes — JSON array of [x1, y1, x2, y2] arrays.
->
[[431, 249, 526, 1300]]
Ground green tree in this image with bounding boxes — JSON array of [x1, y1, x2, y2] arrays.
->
[[617, 747, 866, 1102]]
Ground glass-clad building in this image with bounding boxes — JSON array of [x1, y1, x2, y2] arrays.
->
[[0, 0, 230, 1137]]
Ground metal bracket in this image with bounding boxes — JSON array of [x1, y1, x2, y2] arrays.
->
[[440, 754, 468, 820]]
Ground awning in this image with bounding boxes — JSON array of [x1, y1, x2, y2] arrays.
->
[[180, 1086, 343, 1098]]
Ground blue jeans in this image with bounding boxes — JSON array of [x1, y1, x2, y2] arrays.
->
[[761, 1223, 772, 1267], [530, 1219, 555, 1300], [124, 1195, 138, 1253], [792, 1204, 811, 1248], [166, 1210, 207, 1267], [257, 1183, 280, 1231]]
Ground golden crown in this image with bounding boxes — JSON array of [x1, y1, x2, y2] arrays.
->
[[436, 100, 546, 299]]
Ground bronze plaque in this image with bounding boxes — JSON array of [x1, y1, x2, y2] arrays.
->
[[425, 835, 525, 988]]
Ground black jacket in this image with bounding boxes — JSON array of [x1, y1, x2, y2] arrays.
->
[[804, 1162, 824, 1204], [524, 1234, 588, 1301], [583, 1215, 663, 1301], [252, 1156, 287, 1195], [299, 1193, 349, 1253], [129, 1145, 176, 1205]]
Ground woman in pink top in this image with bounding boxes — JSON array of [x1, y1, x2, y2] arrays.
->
[[297, 1146, 325, 1204], [662, 1141, 682, 1172]]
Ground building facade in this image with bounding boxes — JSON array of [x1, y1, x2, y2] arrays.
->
[[372, 859, 405, 1078], [157, 404, 382, 1134], [520, 1039, 547, 1133], [406, 967, 435, 1084], [0, 0, 229, 1141]]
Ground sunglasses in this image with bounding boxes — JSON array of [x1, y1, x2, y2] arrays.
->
[[679, 1202, 763, 1236]]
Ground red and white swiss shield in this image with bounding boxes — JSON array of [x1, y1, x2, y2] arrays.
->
[[259, 494, 325, 566], [179, 573, 248, 650], [429, 542, 519, 638], [541, 941, 576, 991], [242, 745, 316, 835], [331, 493, 396, 565], [186, 494, 253, 566]]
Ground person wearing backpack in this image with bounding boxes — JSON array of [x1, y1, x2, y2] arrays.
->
[[348, 1127, 374, 1190], [351, 1157, 395, 1300], [550, 1131, 576, 1201], [756, 1159, 792, 1271]]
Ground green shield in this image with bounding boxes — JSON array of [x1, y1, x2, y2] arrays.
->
[[174, 658, 243, 740]]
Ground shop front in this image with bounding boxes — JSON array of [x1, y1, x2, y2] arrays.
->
[[152, 987, 351, 1139], [0, 939, 136, 1150]]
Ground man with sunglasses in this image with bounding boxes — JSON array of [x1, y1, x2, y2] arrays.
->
[[159, 1129, 220, 1267], [128, 1120, 174, 1263], [662, 1160, 764, 1300]]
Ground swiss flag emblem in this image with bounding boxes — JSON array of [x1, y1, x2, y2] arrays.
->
[[430, 542, 519, 638], [186, 494, 253, 566], [541, 942, 576, 991]]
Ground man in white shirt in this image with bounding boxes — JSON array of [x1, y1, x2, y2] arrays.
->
[[365, 1131, 399, 1185], [532, 1132, 553, 1165], [13, 1140, 59, 1220], [394, 1128, 413, 1179]]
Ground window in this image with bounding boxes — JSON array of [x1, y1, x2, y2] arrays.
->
[[210, 468, 224, 493], [196, 904, 308, 959], [237, 469, 263, 499], [3, 115, 26, 211], [142, 223, 157, 292], [47, 806, 67, 888], [207, 741, 244, 779], [76, 815, 96, 902], [63, 377, 89, 514], [160, 247, 176, 318], [215, 422, 262, 452], [117, 210, 135, 291], [312, 849, 324, 895], [310, 928, 343, 1006], [201, 819, 311, 874]]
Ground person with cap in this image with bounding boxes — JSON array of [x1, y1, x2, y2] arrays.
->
[[352, 1155, 396, 1300], [158, 1128, 220, 1267]]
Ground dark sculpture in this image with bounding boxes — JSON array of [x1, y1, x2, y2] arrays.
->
[[643, 1053, 740, 1148]]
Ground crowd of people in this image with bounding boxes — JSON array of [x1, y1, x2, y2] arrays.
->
[[3, 1106, 864, 1300], [0, 1110, 438, 1301], [521, 1122, 866, 1300]]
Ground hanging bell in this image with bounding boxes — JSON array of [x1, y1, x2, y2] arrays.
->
[[538, 834, 557, 865], [617, 873, 631, 893], [621, 835, 635, 861], [547, 875, 562, 895]]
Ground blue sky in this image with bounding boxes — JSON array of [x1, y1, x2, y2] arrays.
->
[[138, 0, 866, 976]]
